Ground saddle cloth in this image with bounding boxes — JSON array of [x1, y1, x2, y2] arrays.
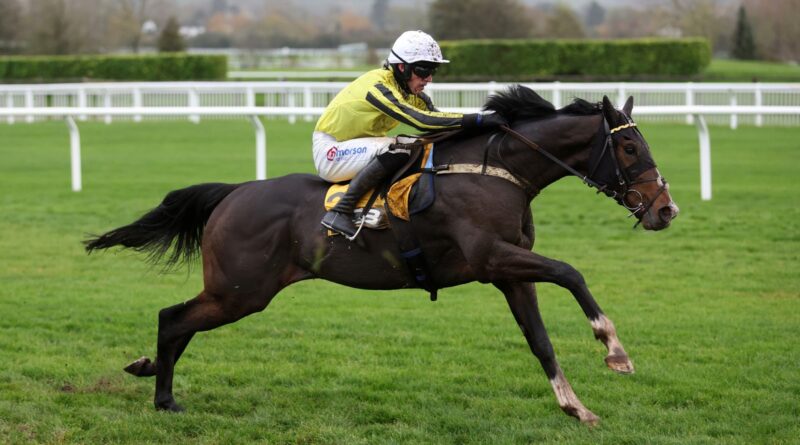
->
[[323, 143, 434, 231], [324, 184, 389, 230]]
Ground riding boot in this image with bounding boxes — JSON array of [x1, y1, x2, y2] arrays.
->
[[321, 158, 392, 238], [321, 146, 413, 239]]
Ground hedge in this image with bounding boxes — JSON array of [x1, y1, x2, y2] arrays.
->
[[437, 38, 712, 81], [0, 54, 227, 82]]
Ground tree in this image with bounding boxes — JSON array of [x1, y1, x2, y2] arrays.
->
[[731, 5, 756, 60], [158, 16, 185, 52], [370, 0, 389, 31], [26, 0, 74, 54], [743, 0, 800, 62], [545, 4, 586, 39], [0, 0, 23, 53], [584, 1, 606, 29], [429, 0, 533, 40], [110, 0, 151, 53]]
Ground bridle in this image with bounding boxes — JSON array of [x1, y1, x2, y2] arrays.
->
[[500, 111, 669, 228]]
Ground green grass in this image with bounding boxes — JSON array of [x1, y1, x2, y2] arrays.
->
[[702, 59, 800, 82], [0, 119, 798, 444]]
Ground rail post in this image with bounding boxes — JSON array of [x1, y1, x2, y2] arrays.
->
[[25, 89, 34, 123], [250, 115, 267, 180], [66, 116, 82, 192], [755, 83, 763, 127], [189, 89, 200, 123], [6, 93, 14, 124], [695, 114, 711, 201]]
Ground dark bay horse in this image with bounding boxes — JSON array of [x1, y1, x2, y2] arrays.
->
[[86, 86, 678, 425]]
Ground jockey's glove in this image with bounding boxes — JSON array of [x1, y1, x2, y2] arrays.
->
[[463, 112, 508, 129]]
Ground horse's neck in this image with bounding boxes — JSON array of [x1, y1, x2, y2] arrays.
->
[[506, 114, 602, 194]]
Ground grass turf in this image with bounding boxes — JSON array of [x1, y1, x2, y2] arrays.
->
[[702, 59, 800, 82], [0, 118, 798, 444]]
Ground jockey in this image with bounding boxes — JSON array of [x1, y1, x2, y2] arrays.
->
[[314, 30, 507, 239]]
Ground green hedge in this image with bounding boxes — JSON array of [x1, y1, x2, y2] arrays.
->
[[0, 54, 227, 82], [437, 38, 712, 81]]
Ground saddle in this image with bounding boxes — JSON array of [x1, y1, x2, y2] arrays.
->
[[323, 142, 436, 231], [323, 141, 439, 300]]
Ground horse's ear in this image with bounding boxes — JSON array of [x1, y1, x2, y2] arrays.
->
[[602, 95, 617, 124], [623, 96, 634, 116]]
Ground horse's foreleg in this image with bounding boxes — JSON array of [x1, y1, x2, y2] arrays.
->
[[495, 281, 599, 425], [590, 314, 634, 374], [483, 241, 634, 374]]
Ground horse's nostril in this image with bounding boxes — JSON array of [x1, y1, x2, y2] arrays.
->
[[659, 205, 677, 222]]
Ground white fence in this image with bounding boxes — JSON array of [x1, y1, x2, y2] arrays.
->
[[3, 105, 799, 201], [2, 81, 800, 201], [2, 81, 800, 127]]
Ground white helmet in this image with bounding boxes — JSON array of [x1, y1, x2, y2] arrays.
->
[[387, 30, 449, 65]]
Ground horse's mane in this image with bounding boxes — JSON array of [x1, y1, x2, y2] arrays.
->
[[483, 85, 601, 122]]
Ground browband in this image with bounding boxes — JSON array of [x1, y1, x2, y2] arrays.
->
[[609, 122, 637, 134]]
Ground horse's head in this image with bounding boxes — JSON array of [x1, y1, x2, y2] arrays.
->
[[592, 96, 679, 230]]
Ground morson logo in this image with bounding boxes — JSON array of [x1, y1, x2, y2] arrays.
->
[[326, 146, 368, 162], [326, 146, 338, 161]]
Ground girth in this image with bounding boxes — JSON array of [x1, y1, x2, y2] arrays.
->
[[419, 131, 539, 196]]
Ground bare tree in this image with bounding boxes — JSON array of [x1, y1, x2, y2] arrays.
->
[[544, 4, 586, 38], [744, 0, 800, 62], [370, 0, 389, 32], [669, 0, 731, 49], [110, 0, 150, 53], [0, 0, 23, 53], [595, 6, 671, 39], [429, 0, 533, 40], [25, 0, 75, 54]]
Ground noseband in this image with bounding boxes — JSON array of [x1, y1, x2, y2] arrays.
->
[[500, 113, 669, 228]]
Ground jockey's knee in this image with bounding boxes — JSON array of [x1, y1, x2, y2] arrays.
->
[[377, 150, 410, 171]]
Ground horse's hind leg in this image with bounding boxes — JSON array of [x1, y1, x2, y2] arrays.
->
[[496, 281, 600, 425], [124, 334, 193, 378], [151, 287, 279, 412]]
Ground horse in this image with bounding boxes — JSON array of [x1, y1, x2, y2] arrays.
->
[[85, 86, 679, 425]]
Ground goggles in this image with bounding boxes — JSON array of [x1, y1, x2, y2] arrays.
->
[[411, 64, 437, 78]]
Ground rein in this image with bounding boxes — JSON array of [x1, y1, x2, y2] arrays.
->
[[499, 118, 669, 228]]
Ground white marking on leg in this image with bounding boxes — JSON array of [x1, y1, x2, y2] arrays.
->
[[549, 368, 599, 425], [591, 314, 634, 373]]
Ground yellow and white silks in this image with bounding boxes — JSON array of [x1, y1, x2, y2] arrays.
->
[[312, 67, 465, 183]]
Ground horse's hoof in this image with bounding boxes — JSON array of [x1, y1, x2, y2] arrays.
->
[[124, 356, 156, 377], [605, 354, 635, 374], [561, 405, 600, 426], [579, 410, 600, 427], [155, 399, 185, 412]]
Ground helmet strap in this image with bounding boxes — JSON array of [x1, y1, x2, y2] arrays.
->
[[390, 64, 413, 95], [390, 49, 414, 83]]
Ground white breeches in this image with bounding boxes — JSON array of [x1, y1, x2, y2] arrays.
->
[[312, 131, 395, 183]]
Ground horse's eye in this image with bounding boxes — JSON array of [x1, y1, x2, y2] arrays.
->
[[624, 144, 636, 155]]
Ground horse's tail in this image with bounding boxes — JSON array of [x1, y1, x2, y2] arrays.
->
[[84, 182, 240, 267]]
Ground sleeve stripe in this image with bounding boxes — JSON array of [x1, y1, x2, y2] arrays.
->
[[365, 91, 418, 127], [419, 92, 438, 112], [373, 83, 462, 129]]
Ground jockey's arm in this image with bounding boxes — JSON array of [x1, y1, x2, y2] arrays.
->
[[365, 80, 467, 132]]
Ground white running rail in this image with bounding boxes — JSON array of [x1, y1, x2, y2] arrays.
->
[[2, 81, 799, 126], [2, 81, 800, 200]]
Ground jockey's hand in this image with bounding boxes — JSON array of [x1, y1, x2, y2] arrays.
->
[[463, 112, 508, 129]]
